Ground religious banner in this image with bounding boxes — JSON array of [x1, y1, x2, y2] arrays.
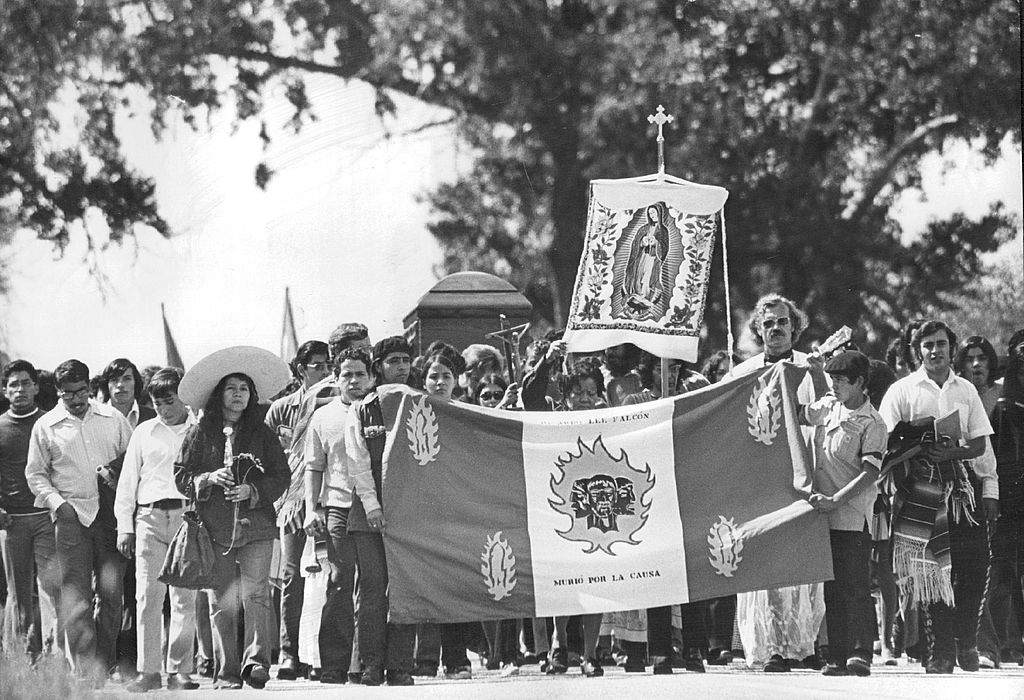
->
[[376, 363, 832, 623], [563, 175, 729, 362]]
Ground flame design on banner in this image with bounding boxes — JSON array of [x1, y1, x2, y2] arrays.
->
[[480, 531, 517, 601], [747, 372, 782, 445], [405, 396, 440, 466], [548, 436, 655, 555], [708, 516, 745, 577]]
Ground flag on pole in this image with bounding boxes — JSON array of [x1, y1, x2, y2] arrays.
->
[[375, 362, 832, 623], [563, 175, 729, 362], [161, 303, 184, 370], [281, 287, 299, 361]]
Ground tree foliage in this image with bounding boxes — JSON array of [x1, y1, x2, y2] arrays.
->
[[1, 0, 1020, 354]]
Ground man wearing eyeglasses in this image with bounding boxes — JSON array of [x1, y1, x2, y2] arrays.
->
[[26, 359, 132, 686], [263, 339, 332, 681]]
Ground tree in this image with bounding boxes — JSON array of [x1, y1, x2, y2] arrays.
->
[[1, 1, 1019, 354]]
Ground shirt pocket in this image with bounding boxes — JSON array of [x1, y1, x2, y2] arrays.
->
[[833, 420, 867, 462]]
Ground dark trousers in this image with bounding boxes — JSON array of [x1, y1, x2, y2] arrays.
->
[[0, 512, 61, 656], [54, 514, 126, 675], [278, 528, 305, 662], [824, 529, 874, 664], [351, 530, 415, 672], [320, 507, 356, 673], [208, 538, 275, 680], [980, 515, 1024, 659], [482, 619, 519, 664], [415, 622, 472, 670], [923, 513, 990, 662]]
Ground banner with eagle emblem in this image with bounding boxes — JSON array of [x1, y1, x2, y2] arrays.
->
[[372, 362, 831, 622]]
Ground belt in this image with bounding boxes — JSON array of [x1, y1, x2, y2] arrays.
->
[[141, 498, 186, 510]]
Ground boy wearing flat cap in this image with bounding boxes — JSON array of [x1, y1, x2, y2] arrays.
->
[[800, 350, 888, 677]]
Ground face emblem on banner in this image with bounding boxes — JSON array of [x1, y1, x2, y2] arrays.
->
[[549, 436, 655, 554]]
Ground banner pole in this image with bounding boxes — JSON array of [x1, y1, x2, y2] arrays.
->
[[720, 210, 735, 370]]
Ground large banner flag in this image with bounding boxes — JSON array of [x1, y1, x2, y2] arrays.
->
[[377, 362, 832, 623], [563, 176, 729, 361]]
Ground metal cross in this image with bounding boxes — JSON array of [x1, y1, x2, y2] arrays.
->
[[647, 105, 674, 175]]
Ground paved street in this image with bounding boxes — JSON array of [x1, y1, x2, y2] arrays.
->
[[95, 656, 1024, 700]]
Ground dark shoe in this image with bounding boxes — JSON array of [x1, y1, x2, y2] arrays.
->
[[802, 653, 825, 671], [707, 649, 733, 665], [581, 657, 603, 677], [846, 657, 871, 676], [362, 667, 384, 686], [214, 676, 243, 689], [926, 657, 955, 674], [623, 659, 646, 672], [763, 654, 789, 673], [276, 657, 300, 681], [386, 670, 415, 686], [411, 662, 437, 677], [684, 651, 706, 673], [484, 655, 501, 671], [244, 665, 269, 689], [125, 673, 162, 693], [307, 667, 322, 681], [957, 647, 980, 672], [653, 660, 673, 675], [348, 671, 363, 684], [443, 665, 472, 680], [821, 663, 848, 676], [319, 669, 348, 684], [167, 673, 200, 690], [197, 659, 215, 678], [546, 648, 568, 675]]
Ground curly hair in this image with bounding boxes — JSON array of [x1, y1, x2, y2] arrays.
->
[[954, 336, 1000, 386], [747, 294, 809, 346]]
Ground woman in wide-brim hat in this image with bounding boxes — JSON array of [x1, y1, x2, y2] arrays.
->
[[174, 346, 290, 690]]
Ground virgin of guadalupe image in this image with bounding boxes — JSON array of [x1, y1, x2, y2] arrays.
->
[[622, 202, 670, 318]]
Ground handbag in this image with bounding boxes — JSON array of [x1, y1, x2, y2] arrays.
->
[[158, 490, 216, 589]]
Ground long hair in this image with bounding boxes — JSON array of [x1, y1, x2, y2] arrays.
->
[[471, 372, 508, 405], [747, 294, 809, 346], [954, 336, 1001, 386], [101, 358, 144, 401], [198, 373, 261, 435]]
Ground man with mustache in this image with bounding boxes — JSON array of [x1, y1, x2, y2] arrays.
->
[[26, 359, 133, 686]]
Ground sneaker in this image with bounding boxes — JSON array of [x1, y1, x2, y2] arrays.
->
[[581, 657, 603, 677], [881, 648, 899, 666], [763, 654, 789, 673], [443, 665, 472, 680], [125, 672, 162, 693], [821, 663, 848, 676], [546, 648, 568, 675], [978, 653, 997, 669], [385, 670, 415, 686], [499, 663, 520, 677], [166, 673, 200, 690], [707, 649, 734, 665], [244, 666, 269, 689], [214, 676, 243, 689], [846, 657, 871, 676]]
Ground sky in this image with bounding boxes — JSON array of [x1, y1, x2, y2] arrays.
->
[[0, 74, 1020, 374]]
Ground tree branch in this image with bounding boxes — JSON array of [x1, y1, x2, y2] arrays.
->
[[208, 48, 357, 79], [846, 114, 959, 224]]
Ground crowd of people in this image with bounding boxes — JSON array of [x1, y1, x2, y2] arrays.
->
[[0, 292, 1021, 690]]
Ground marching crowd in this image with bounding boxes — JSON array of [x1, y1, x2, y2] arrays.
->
[[0, 292, 1021, 691]]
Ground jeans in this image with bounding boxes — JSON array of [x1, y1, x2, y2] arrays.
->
[[823, 529, 874, 664], [134, 505, 196, 674], [923, 514, 990, 662], [54, 513, 127, 675], [278, 527, 305, 662], [208, 538, 274, 681], [351, 530, 415, 672], [0, 512, 61, 655], [320, 507, 356, 673]]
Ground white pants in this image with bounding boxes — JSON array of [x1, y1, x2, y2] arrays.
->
[[135, 504, 197, 674]]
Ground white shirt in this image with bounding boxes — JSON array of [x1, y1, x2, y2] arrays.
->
[[26, 401, 132, 526], [304, 398, 357, 508], [114, 412, 197, 534], [878, 367, 997, 499]]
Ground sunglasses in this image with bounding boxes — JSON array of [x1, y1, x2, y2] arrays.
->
[[479, 391, 504, 401], [762, 317, 791, 330]]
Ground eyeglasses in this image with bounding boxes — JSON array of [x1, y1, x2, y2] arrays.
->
[[305, 362, 329, 371], [479, 391, 504, 401], [762, 317, 791, 330], [59, 388, 90, 401]]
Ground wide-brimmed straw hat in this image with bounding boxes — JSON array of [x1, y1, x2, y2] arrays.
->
[[178, 345, 291, 410]]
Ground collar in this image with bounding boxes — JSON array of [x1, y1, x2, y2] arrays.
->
[[764, 349, 795, 364], [44, 399, 110, 426], [156, 407, 198, 431], [912, 366, 957, 389], [6, 406, 40, 419]]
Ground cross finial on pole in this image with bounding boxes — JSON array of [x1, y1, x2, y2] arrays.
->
[[647, 105, 674, 175]]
